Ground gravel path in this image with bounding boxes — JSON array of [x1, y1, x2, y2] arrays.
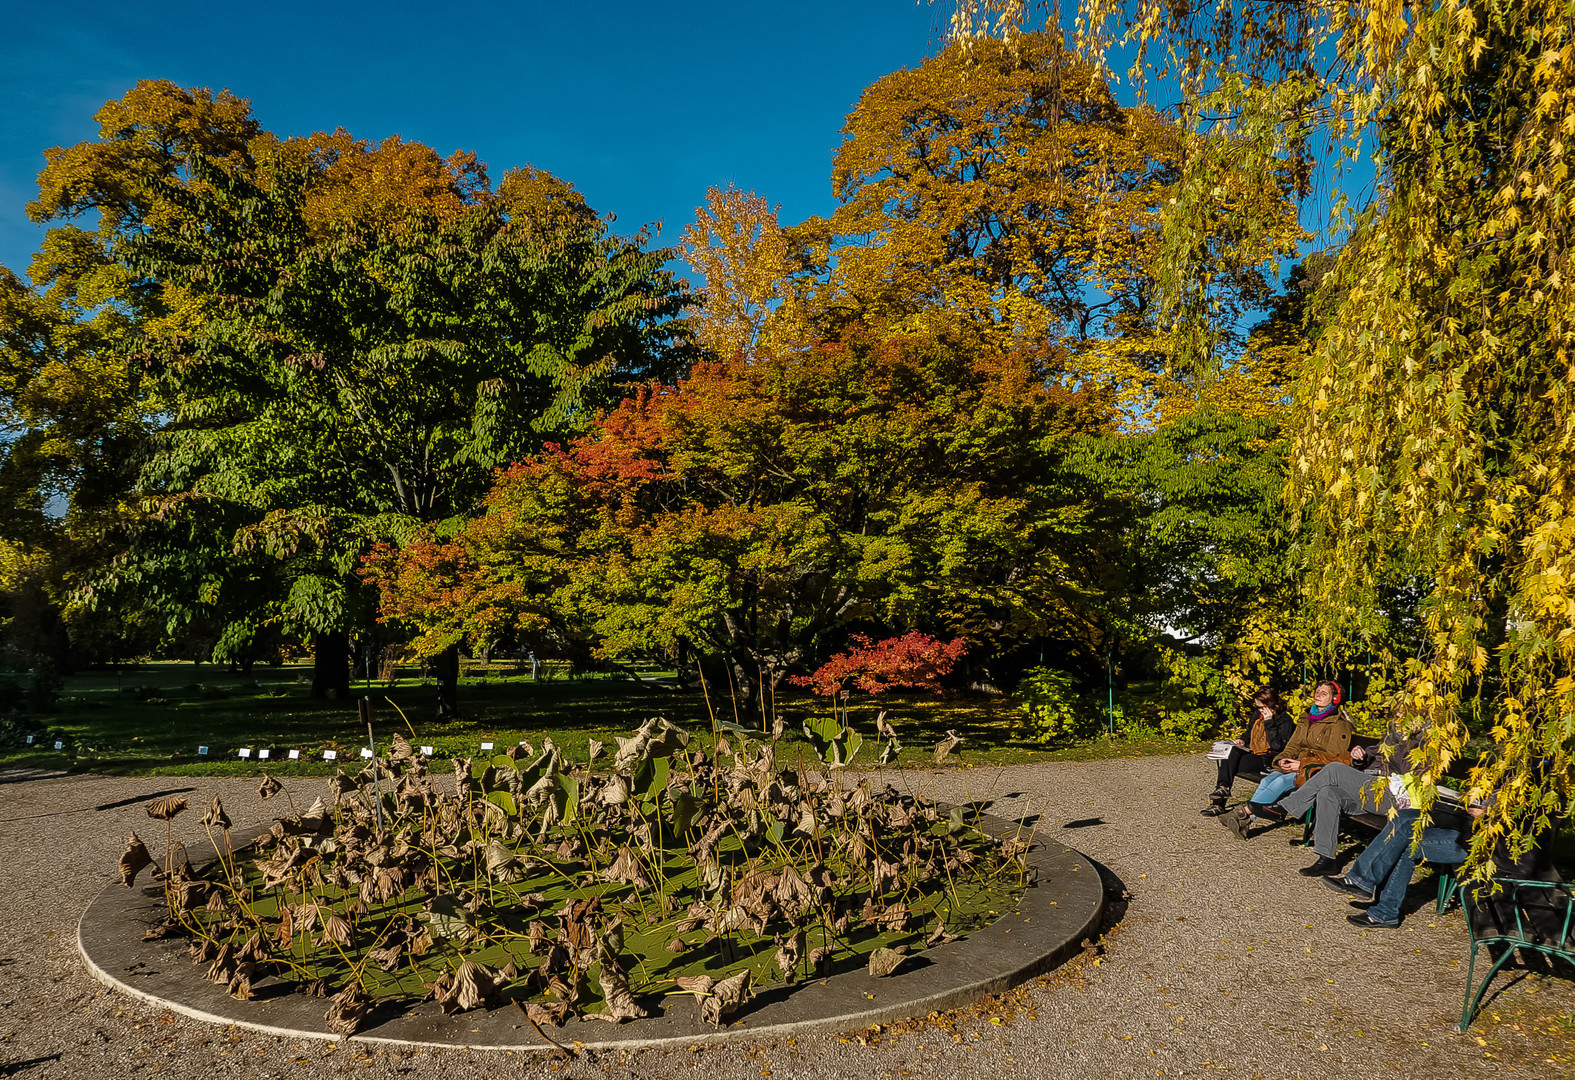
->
[[2, 755, 1570, 1079]]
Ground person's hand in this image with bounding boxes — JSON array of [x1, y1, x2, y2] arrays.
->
[[1350, 745, 1367, 763], [1468, 805, 1486, 818], [1279, 758, 1300, 772], [1233, 739, 1247, 748]]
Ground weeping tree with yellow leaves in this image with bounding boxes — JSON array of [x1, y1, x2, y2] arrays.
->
[[944, 0, 1575, 871]]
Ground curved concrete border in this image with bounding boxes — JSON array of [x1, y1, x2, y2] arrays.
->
[[79, 812, 1103, 1051]]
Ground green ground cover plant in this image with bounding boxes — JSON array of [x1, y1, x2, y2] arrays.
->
[[123, 718, 1030, 1035]]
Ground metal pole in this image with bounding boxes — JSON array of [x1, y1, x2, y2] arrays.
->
[[1107, 651, 1115, 735]]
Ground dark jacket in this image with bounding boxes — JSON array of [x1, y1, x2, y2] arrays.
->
[[1240, 709, 1295, 758], [1366, 716, 1427, 776]]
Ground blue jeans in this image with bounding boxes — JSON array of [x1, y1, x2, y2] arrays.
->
[[1346, 810, 1469, 924], [1248, 771, 1297, 805]]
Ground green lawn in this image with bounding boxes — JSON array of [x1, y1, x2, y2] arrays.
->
[[1, 661, 1207, 777]]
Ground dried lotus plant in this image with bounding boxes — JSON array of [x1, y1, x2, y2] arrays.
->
[[118, 833, 153, 887], [127, 717, 1025, 1035]]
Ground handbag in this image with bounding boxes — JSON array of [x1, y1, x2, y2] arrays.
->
[[1294, 748, 1349, 788]]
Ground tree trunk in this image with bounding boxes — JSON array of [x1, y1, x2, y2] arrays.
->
[[312, 630, 350, 699], [434, 643, 461, 719]]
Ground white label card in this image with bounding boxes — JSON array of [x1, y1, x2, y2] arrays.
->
[[419, 745, 434, 756], [25, 735, 32, 744], [258, 749, 270, 760], [53, 741, 63, 750], [287, 749, 300, 760], [198, 746, 209, 755], [360, 748, 374, 759], [323, 750, 338, 761], [480, 742, 494, 751], [238, 748, 252, 758]]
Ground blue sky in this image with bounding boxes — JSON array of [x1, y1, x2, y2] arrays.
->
[[0, 1, 950, 280]]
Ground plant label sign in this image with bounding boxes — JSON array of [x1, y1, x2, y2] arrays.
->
[[287, 749, 300, 760], [24, 735, 32, 744], [323, 750, 338, 761], [258, 749, 270, 760], [480, 741, 494, 751], [53, 741, 63, 750], [420, 745, 434, 756], [238, 748, 252, 758], [360, 748, 373, 759], [198, 746, 209, 755]]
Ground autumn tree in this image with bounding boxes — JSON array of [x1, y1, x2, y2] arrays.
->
[[680, 185, 817, 357], [0, 81, 264, 666], [365, 328, 1113, 701], [944, 0, 1575, 869], [798, 35, 1302, 402]]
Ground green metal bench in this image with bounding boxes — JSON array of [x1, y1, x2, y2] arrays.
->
[[1458, 875, 1575, 1030]]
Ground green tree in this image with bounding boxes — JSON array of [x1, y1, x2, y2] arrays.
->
[[111, 150, 691, 710]]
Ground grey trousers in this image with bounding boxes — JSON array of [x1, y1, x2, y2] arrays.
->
[[1276, 762, 1389, 857]]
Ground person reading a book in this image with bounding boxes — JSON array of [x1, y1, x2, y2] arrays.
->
[[1201, 686, 1294, 816]]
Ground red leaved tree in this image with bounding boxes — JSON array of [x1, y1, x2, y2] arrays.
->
[[791, 632, 967, 697]]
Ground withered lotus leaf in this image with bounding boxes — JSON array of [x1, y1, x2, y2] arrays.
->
[[589, 961, 647, 1023], [926, 922, 959, 947], [434, 960, 501, 1014], [674, 974, 715, 996], [145, 795, 187, 821], [257, 774, 283, 800], [387, 734, 415, 763], [117, 833, 153, 886], [523, 1000, 569, 1027], [316, 913, 353, 948], [866, 945, 909, 978], [484, 839, 523, 882], [933, 730, 964, 765], [699, 969, 752, 1026], [599, 846, 650, 888], [325, 982, 371, 1036], [226, 959, 256, 1000], [809, 944, 835, 973], [665, 938, 687, 952], [774, 930, 804, 983], [202, 795, 231, 831]]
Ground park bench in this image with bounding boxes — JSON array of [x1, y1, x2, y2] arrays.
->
[[1231, 737, 1467, 912], [1457, 873, 1575, 1029]]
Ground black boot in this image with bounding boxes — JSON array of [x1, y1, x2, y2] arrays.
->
[[1200, 784, 1231, 816], [1299, 855, 1340, 877]]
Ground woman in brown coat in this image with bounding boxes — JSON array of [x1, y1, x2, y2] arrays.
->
[[1219, 679, 1353, 839]]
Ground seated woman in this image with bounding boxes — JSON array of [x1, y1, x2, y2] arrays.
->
[[1220, 679, 1354, 839], [1202, 686, 1294, 816]]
